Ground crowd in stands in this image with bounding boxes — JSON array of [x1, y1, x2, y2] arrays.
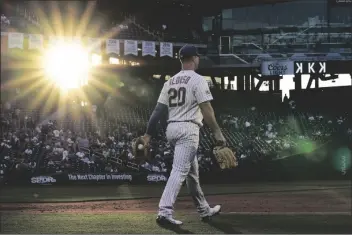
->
[[1, 4, 41, 34], [1, 2, 351, 181], [1, 88, 351, 182], [1, 14, 10, 28]]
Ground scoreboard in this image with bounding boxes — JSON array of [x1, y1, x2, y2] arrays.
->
[[294, 61, 351, 75], [294, 61, 326, 74], [261, 60, 352, 76]]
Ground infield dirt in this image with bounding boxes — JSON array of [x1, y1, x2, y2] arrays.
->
[[1, 184, 351, 233], [1, 188, 350, 214]]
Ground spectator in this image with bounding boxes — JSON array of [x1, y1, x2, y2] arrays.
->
[[1, 14, 10, 26]]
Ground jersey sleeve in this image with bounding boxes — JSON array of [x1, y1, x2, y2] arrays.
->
[[157, 82, 169, 105], [194, 78, 213, 104]]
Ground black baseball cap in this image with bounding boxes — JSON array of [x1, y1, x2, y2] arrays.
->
[[179, 45, 200, 59]]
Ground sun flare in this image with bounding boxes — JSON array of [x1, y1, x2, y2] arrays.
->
[[43, 42, 90, 90]]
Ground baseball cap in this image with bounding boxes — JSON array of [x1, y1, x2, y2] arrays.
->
[[179, 45, 200, 59]]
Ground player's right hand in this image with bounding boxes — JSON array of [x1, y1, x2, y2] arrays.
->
[[214, 131, 226, 146], [142, 134, 151, 147]]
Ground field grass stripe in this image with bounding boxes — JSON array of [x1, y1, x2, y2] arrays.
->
[[2, 185, 349, 204]]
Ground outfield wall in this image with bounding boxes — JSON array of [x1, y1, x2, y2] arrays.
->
[[3, 141, 351, 186]]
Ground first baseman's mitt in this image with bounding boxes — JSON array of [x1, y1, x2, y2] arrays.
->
[[131, 136, 149, 160], [213, 146, 238, 170]]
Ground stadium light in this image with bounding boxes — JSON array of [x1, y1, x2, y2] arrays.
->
[[91, 54, 102, 66], [43, 42, 90, 90], [109, 57, 119, 64]]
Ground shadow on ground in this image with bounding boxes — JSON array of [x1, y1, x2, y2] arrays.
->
[[157, 223, 194, 234], [205, 219, 242, 234]]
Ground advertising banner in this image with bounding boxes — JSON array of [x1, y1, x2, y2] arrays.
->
[[67, 173, 132, 182], [8, 32, 24, 49], [28, 34, 43, 50], [160, 42, 173, 57], [146, 174, 168, 183], [106, 39, 120, 55], [124, 40, 138, 56], [261, 61, 294, 76], [142, 41, 156, 56], [28, 172, 169, 185]]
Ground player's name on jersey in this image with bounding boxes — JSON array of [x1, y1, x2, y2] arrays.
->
[[169, 76, 191, 85]]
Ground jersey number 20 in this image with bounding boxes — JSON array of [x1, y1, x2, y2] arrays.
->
[[168, 87, 186, 107]]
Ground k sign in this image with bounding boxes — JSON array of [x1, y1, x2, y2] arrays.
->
[[294, 61, 327, 75]]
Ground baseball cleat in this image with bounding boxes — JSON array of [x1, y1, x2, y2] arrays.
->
[[156, 215, 183, 226], [201, 205, 221, 222]]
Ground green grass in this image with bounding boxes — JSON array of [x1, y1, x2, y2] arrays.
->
[[1, 181, 351, 233], [1, 181, 350, 203], [2, 213, 352, 234]]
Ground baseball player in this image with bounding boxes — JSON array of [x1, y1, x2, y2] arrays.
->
[[141, 45, 226, 225]]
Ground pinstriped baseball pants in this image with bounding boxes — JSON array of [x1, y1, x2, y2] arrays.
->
[[158, 122, 211, 217]]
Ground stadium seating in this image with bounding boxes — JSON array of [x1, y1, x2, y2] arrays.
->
[[1, 2, 351, 180], [222, 19, 351, 61], [1, 84, 351, 179]]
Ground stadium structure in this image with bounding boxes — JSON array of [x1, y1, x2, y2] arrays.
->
[[0, 0, 351, 233]]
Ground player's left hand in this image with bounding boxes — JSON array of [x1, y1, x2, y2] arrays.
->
[[213, 146, 238, 170]]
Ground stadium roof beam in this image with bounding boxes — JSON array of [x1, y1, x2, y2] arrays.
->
[[189, 0, 297, 14], [100, 0, 297, 15]]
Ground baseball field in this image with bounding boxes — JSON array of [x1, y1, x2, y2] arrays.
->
[[1, 181, 351, 234]]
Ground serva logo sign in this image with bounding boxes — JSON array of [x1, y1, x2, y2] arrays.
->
[[31, 176, 56, 184], [147, 174, 168, 182]]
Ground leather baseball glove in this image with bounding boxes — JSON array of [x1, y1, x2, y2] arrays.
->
[[213, 146, 238, 170], [131, 136, 149, 160]]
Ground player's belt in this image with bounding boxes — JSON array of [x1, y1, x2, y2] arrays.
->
[[167, 120, 201, 127]]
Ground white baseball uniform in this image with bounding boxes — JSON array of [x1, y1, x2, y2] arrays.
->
[[157, 70, 213, 217]]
